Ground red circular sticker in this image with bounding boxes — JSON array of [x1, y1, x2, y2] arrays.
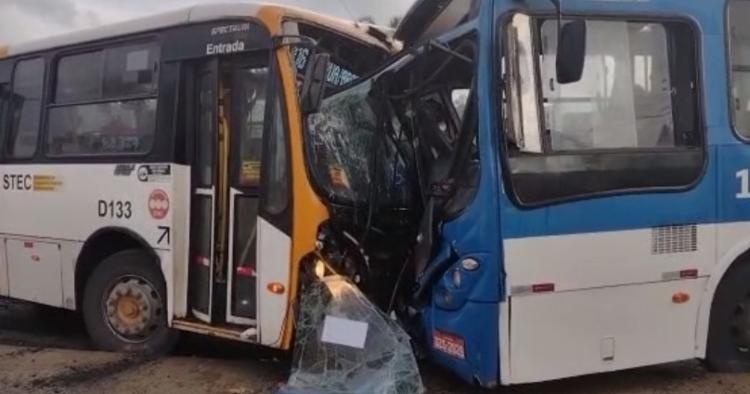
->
[[148, 189, 170, 220]]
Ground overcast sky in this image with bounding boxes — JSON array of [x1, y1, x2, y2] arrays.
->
[[0, 0, 415, 46]]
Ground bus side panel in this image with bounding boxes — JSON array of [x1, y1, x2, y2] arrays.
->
[[508, 278, 706, 384], [503, 225, 715, 383], [60, 241, 83, 310], [257, 218, 292, 346], [0, 164, 176, 309], [504, 226, 716, 293], [5, 239, 63, 307], [171, 164, 191, 319], [0, 164, 176, 244], [0, 169, 6, 297], [155, 248, 175, 324], [695, 143, 750, 357], [0, 239, 6, 296]]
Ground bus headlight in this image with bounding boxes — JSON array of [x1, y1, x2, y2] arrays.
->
[[461, 258, 480, 271], [314, 260, 326, 278]]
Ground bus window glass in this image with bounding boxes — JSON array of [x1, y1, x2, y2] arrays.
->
[[729, 0, 750, 137], [196, 72, 215, 187], [285, 21, 388, 90], [540, 21, 677, 150], [47, 42, 159, 156], [231, 196, 260, 318], [104, 43, 159, 98], [237, 67, 267, 188], [265, 93, 289, 215], [504, 17, 702, 205], [8, 58, 44, 159], [451, 88, 470, 122], [307, 81, 376, 203], [292, 46, 358, 88], [56, 51, 103, 103], [307, 80, 412, 206], [47, 100, 157, 155], [0, 83, 8, 148]]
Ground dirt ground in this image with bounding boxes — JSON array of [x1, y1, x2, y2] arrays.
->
[[2, 298, 750, 394]]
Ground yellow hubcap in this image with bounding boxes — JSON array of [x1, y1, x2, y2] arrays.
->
[[105, 276, 162, 342], [116, 296, 141, 324]]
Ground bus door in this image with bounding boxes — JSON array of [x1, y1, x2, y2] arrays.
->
[[225, 59, 268, 326], [190, 54, 292, 339], [190, 58, 220, 323]]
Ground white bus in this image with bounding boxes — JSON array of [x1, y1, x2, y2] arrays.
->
[[0, 3, 392, 353]]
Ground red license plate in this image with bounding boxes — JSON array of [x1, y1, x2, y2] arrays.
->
[[434, 330, 466, 360]]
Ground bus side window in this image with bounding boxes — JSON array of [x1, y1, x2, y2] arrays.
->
[[263, 90, 290, 217], [47, 42, 159, 157], [0, 83, 8, 159], [7, 58, 44, 159], [729, 0, 750, 138], [504, 17, 703, 205]]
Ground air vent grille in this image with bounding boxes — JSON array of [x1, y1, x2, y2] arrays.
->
[[651, 225, 698, 255]]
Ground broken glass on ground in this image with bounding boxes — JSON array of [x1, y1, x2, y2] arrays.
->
[[281, 275, 425, 394]]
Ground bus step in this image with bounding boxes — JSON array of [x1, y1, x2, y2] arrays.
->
[[172, 319, 258, 343]]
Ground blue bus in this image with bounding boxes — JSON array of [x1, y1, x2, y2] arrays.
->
[[303, 0, 750, 388]]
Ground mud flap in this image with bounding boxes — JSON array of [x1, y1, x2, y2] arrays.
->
[[280, 276, 425, 394]]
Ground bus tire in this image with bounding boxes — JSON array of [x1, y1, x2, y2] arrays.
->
[[706, 262, 750, 372], [82, 249, 178, 355]]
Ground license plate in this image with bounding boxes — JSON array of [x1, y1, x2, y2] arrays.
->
[[434, 330, 466, 360]]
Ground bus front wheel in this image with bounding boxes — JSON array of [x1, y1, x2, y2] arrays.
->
[[82, 249, 178, 354], [706, 262, 750, 372]]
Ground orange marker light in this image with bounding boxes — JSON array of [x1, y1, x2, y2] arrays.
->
[[672, 292, 690, 304], [268, 282, 286, 295]]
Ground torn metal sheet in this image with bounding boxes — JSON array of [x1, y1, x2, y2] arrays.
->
[[282, 276, 424, 394]]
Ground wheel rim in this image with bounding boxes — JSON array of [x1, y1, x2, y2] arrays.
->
[[102, 275, 163, 343]]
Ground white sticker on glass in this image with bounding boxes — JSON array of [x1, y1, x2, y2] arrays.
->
[[126, 50, 150, 71], [321, 316, 368, 349]]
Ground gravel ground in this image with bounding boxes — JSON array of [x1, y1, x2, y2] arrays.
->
[[2, 297, 750, 394]]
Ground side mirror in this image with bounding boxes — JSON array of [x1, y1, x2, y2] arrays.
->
[[556, 20, 586, 84], [300, 53, 330, 114]]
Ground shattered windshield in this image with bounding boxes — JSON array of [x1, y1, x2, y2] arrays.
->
[[284, 276, 425, 394], [306, 80, 412, 206]]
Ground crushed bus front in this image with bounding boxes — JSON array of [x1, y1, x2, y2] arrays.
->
[[298, 0, 744, 389]]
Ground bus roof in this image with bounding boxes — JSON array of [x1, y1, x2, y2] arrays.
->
[[395, 0, 480, 48], [5, 2, 392, 58]]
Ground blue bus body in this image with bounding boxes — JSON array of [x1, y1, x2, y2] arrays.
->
[[410, 0, 750, 387]]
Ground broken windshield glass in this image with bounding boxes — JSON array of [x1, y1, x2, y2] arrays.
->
[[306, 80, 413, 207], [284, 276, 425, 394], [307, 81, 375, 203]]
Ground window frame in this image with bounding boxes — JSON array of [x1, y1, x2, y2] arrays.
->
[[498, 12, 707, 208], [0, 82, 9, 162], [6, 56, 46, 161], [44, 38, 161, 159], [726, 0, 750, 142]]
